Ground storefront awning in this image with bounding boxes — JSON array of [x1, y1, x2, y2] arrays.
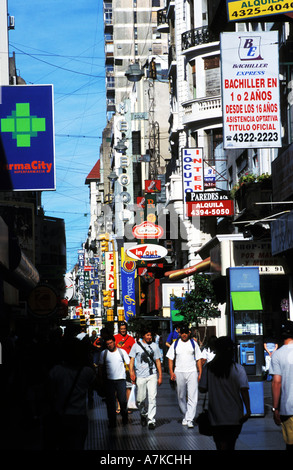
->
[[164, 257, 210, 281], [231, 291, 263, 311]]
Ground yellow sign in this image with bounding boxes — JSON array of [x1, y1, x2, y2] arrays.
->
[[227, 0, 293, 21]]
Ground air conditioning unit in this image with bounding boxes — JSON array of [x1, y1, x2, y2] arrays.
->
[[8, 16, 15, 29]]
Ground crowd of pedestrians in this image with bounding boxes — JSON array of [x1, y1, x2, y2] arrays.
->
[[1, 318, 293, 451]]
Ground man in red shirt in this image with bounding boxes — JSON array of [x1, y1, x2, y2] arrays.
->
[[114, 322, 135, 411], [115, 321, 135, 355]]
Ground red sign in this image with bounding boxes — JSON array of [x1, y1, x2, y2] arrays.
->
[[137, 196, 145, 209], [186, 199, 234, 217], [145, 180, 161, 193]]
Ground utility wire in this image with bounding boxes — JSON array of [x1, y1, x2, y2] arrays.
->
[[11, 44, 105, 78]]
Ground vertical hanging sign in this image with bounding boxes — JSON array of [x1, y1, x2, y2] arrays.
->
[[182, 148, 204, 218], [121, 259, 136, 321]]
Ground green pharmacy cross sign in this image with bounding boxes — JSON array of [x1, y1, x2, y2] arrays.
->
[[0, 84, 55, 191], [1, 102, 46, 147]]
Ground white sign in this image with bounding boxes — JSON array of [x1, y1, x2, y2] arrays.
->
[[233, 241, 285, 274], [64, 275, 75, 301], [132, 222, 164, 239], [126, 244, 168, 261], [221, 31, 281, 149], [182, 148, 204, 218]]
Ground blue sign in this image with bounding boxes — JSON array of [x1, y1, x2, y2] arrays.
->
[[121, 260, 136, 321], [229, 267, 260, 292], [0, 85, 55, 190]]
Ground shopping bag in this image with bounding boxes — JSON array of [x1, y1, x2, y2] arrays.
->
[[127, 384, 138, 410], [196, 410, 213, 436]]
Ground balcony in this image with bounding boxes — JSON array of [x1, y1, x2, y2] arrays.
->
[[157, 9, 169, 33], [182, 26, 219, 52], [182, 96, 222, 126]]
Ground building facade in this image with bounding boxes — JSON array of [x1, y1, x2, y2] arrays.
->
[[75, 1, 293, 347]]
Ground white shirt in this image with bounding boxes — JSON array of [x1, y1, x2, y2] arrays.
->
[[166, 339, 203, 372], [99, 348, 130, 380]]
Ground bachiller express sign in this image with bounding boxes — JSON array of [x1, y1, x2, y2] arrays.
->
[[221, 31, 281, 149], [186, 191, 234, 217]]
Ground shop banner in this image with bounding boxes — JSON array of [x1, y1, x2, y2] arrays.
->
[[221, 31, 281, 149]]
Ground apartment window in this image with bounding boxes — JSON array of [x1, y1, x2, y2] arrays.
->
[[132, 131, 141, 155], [205, 129, 223, 165], [106, 76, 115, 88], [204, 55, 220, 97], [104, 3, 112, 25], [236, 151, 248, 177], [105, 33, 113, 42], [189, 60, 196, 99]]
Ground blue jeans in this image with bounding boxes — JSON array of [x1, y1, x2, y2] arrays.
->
[[105, 379, 128, 426]]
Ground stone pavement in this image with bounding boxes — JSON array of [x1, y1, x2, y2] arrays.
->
[[85, 373, 285, 451], [2, 372, 285, 454]]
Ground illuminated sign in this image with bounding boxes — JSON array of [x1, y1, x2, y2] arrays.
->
[[0, 85, 55, 190], [221, 31, 281, 149], [132, 221, 164, 239], [226, 0, 293, 21], [126, 244, 168, 261]]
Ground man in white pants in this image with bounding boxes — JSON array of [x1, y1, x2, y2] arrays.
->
[[129, 328, 162, 430], [167, 325, 203, 428]]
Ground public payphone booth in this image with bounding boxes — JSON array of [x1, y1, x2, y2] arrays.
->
[[229, 267, 265, 416]]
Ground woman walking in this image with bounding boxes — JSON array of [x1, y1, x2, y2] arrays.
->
[[199, 336, 251, 450]]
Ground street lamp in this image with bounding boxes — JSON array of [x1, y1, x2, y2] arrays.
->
[[114, 139, 127, 154], [107, 170, 118, 181], [125, 62, 144, 82]]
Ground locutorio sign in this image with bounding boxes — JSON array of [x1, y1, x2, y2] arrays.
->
[[221, 31, 281, 149]]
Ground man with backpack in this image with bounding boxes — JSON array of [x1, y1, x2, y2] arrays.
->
[[129, 327, 162, 430], [167, 324, 203, 428]]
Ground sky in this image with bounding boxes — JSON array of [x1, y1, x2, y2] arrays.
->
[[7, 0, 107, 272]]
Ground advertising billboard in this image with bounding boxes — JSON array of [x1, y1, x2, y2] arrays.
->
[[0, 85, 55, 190], [221, 31, 281, 149], [226, 0, 293, 22], [186, 191, 234, 217]]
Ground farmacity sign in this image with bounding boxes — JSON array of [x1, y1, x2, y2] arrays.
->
[[0, 85, 55, 191]]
